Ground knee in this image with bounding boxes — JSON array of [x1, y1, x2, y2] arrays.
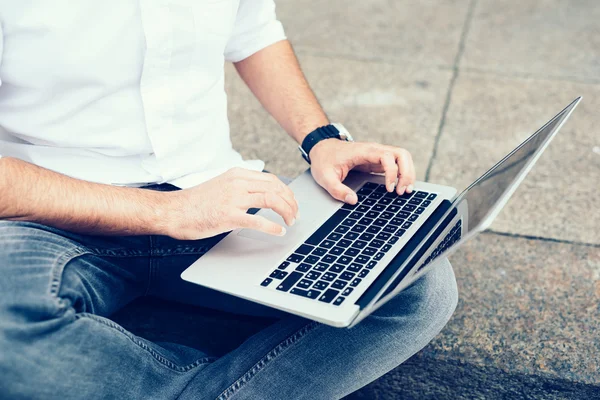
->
[[413, 258, 459, 329]]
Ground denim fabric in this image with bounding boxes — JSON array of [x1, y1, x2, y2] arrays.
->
[[0, 184, 458, 400]]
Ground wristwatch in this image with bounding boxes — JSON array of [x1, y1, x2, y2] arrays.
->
[[298, 123, 354, 164]]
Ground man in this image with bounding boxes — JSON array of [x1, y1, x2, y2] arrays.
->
[[0, 1, 458, 399]]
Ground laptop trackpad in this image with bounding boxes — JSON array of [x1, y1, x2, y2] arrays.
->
[[237, 206, 317, 245]]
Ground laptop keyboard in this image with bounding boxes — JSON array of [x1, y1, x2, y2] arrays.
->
[[416, 219, 462, 272], [260, 182, 438, 306]]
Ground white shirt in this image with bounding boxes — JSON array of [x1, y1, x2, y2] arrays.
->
[[0, 1, 286, 188]]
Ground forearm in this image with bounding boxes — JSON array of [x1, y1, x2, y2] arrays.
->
[[234, 40, 329, 144], [0, 157, 168, 236]]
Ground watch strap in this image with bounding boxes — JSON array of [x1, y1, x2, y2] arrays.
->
[[299, 124, 341, 163]]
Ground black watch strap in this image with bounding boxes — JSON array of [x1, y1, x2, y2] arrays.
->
[[299, 124, 341, 164]]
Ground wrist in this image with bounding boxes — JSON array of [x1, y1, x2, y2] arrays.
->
[[146, 190, 178, 236]]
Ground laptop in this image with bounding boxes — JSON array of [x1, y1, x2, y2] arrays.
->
[[181, 97, 581, 328]]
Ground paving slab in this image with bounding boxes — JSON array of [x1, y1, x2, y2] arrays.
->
[[428, 71, 600, 244], [462, 0, 600, 80], [274, 0, 471, 67], [227, 55, 453, 179], [348, 233, 600, 398]]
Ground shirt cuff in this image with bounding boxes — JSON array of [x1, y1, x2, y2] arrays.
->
[[224, 20, 287, 63]]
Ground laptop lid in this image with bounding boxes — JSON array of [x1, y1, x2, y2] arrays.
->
[[350, 97, 581, 326]]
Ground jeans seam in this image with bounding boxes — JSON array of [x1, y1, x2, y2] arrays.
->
[[76, 313, 217, 372], [215, 321, 320, 400], [49, 247, 91, 298]]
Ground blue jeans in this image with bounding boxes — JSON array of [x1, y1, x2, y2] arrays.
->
[[0, 185, 458, 400]]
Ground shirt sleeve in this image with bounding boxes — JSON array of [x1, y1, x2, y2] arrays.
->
[[0, 22, 4, 160], [224, 0, 287, 63]]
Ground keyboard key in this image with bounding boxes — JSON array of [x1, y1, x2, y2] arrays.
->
[[362, 247, 377, 256], [347, 263, 362, 273], [378, 197, 392, 205], [322, 272, 337, 282], [313, 281, 329, 291], [351, 240, 368, 249], [384, 191, 397, 199], [330, 246, 344, 256], [297, 279, 313, 289], [427, 193, 437, 200], [402, 204, 416, 212], [327, 233, 343, 241], [270, 270, 288, 279], [370, 192, 383, 199], [382, 244, 392, 252], [332, 280, 347, 290], [395, 229, 406, 237], [402, 221, 413, 229], [305, 255, 319, 264], [351, 224, 367, 233], [363, 198, 376, 206], [374, 252, 385, 260], [409, 198, 422, 205], [357, 186, 373, 195], [329, 264, 345, 273], [366, 211, 379, 219], [341, 202, 357, 210], [366, 261, 377, 269], [290, 288, 321, 299], [383, 225, 397, 234], [358, 217, 374, 226], [397, 211, 410, 219], [366, 226, 381, 234], [373, 204, 386, 212], [357, 205, 370, 213], [414, 191, 428, 198], [389, 236, 399, 245], [376, 232, 391, 241], [313, 247, 327, 257], [314, 262, 329, 272], [381, 211, 394, 220], [295, 244, 314, 255], [408, 214, 419, 222], [374, 185, 387, 193], [261, 277, 273, 287], [337, 256, 353, 265], [392, 198, 407, 206], [358, 270, 370, 278], [338, 239, 352, 248], [373, 218, 387, 227], [387, 205, 401, 213], [323, 255, 337, 264], [340, 271, 355, 281], [415, 207, 426, 214], [342, 287, 354, 296], [422, 200, 431, 207], [350, 278, 362, 287], [363, 182, 379, 189], [334, 225, 350, 234], [341, 218, 358, 227], [355, 255, 370, 264], [359, 233, 375, 241], [321, 240, 335, 249], [306, 271, 321, 280], [344, 232, 360, 240], [295, 263, 311, 272], [333, 296, 346, 306], [319, 288, 340, 303], [277, 272, 303, 292], [370, 239, 385, 248], [349, 211, 363, 219], [305, 208, 350, 245], [287, 254, 304, 263], [345, 248, 360, 257], [278, 261, 290, 270]]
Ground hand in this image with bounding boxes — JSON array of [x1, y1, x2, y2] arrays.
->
[[309, 139, 416, 204], [162, 168, 299, 240]]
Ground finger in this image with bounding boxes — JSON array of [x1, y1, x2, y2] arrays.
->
[[387, 150, 415, 195], [243, 178, 299, 218], [380, 151, 399, 192], [238, 213, 287, 236], [319, 168, 357, 204], [245, 192, 296, 226]]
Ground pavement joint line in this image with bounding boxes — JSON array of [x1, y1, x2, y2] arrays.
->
[[424, 0, 477, 182], [483, 229, 600, 248], [460, 66, 600, 86]]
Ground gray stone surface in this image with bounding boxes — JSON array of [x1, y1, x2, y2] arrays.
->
[[227, 55, 453, 179], [461, 0, 600, 80], [274, 0, 471, 67], [427, 71, 600, 244]]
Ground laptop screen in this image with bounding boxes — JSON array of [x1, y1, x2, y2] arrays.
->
[[371, 98, 579, 307]]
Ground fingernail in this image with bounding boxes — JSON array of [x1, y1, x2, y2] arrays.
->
[[344, 193, 357, 204], [289, 218, 296, 226], [407, 184, 414, 193], [398, 186, 406, 195], [389, 182, 396, 192], [279, 227, 287, 236]]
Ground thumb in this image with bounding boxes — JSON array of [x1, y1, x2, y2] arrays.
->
[[319, 169, 357, 204]]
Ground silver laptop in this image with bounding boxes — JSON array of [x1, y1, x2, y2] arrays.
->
[[182, 98, 581, 328]]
